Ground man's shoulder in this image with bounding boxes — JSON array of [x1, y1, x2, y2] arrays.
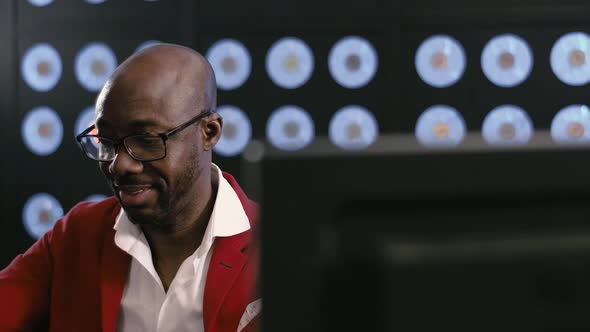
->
[[52, 196, 121, 239]]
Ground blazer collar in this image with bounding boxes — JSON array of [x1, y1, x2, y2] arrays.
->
[[203, 229, 252, 331], [100, 204, 131, 332]]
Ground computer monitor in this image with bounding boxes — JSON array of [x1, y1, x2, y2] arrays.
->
[[242, 135, 590, 332]]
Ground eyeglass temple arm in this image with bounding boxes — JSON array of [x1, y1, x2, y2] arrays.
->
[[76, 124, 96, 141], [163, 109, 214, 140]]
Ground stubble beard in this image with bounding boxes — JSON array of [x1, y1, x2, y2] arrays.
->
[[126, 155, 201, 231]]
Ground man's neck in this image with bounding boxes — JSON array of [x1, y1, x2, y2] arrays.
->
[[144, 218, 210, 291]]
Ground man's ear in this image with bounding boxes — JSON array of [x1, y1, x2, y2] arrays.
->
[[202, 114, 222, 151]]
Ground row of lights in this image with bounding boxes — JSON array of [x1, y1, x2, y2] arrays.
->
[[208, 36, 377, 90], [22, 192, 105, 239], [417, 32, 590, 87], [213, 105, 378, 155], [20, 103, 590, 158], [21, 41, 159, 93], [23, 31, 589, 95], [215, 103, 590, 154], [21, 36, 378, 93], [210, 31, 590, 90]]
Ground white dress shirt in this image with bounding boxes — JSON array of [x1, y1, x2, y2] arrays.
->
[[114, 164, 251, 332]]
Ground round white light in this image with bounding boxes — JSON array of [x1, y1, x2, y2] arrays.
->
[[207, 39, 252, 90], [328, 36, 378, 89], [266, 37, 314, 89], [21, 43, 62, 92], [415, 35, 466, 88], [266, 105, 314, 151], [74, 42, 117, 92], [415, 105, 466, 148], [214, 106, 252, 157], [22, 106, 64, 156], [550, 104, 590, 144], [550, 32, 590, 86], [481, 34, 533, 87], [22, 193, 63, 240], [329, 105, 378, 150], [482, 105, 533, 145]]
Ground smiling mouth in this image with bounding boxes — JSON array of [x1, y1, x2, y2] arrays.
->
[[121, 187, 149, 195], [114, 184, 156, 207], [116, 184, 152, 192]]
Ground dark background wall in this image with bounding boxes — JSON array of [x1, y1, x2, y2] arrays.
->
[[1, 0, 590, 269]]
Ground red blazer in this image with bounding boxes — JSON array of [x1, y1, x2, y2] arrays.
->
[[0, 172, 261, 332]]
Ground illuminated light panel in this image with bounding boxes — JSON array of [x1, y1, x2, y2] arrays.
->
[[207, 39, 252, 90], [266, 37, 314, 89], [551, 32, 590, 86], [415, 105, 466, 148], [22, 106, 63, 156], [482, 105, 533, 145], [74, 42, 117, 92], [28, 0, 54, 7], [135, 40, 162, 53], [84, 0, 108, 4], [329, 105, 378, 150], [481, 34, 533, 87], [550, 104, 590, 144], [266, 105, 314, 151], [22, 193, 63, 240], [328, 36, 378, 89], [85, 194, 107, 202], [415, 35, 466, 88], [213, 105, 252, 156], [21, 43, 62, 92]]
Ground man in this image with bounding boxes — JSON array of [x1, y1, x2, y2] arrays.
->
[[0, 44, 261, 332]]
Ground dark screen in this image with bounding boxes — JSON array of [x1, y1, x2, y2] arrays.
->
[[255, 146, 590, 332]]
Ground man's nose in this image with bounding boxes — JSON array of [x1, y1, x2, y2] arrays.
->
[[108, 147, 143, 176]]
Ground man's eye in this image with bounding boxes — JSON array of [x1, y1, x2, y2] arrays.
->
[[137, 137, 160, 145]]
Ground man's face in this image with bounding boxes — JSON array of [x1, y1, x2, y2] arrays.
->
[[95, 85, 205, 228]]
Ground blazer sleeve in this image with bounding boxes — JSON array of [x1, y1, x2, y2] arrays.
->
[[0, 223, 56, 331], [239, 316, 261, 332]]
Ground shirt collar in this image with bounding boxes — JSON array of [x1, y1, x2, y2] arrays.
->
[[195, 163, 250, 259]]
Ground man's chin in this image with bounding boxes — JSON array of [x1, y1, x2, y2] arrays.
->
[[114, 189, 171, 229], [125, 208, 168, 229], [116, 195, 161, 225]]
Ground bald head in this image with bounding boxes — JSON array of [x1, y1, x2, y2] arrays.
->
[[97, 44, 217, 121]]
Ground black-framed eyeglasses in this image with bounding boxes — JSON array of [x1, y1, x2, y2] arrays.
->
[[76, 109, 215, 162]]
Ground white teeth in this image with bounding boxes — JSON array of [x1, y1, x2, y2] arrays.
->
[[120, 188, 148, 195]]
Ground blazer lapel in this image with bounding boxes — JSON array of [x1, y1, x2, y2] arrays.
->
[[203, 230, 251, 332], [100, 227, 131, 332]]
